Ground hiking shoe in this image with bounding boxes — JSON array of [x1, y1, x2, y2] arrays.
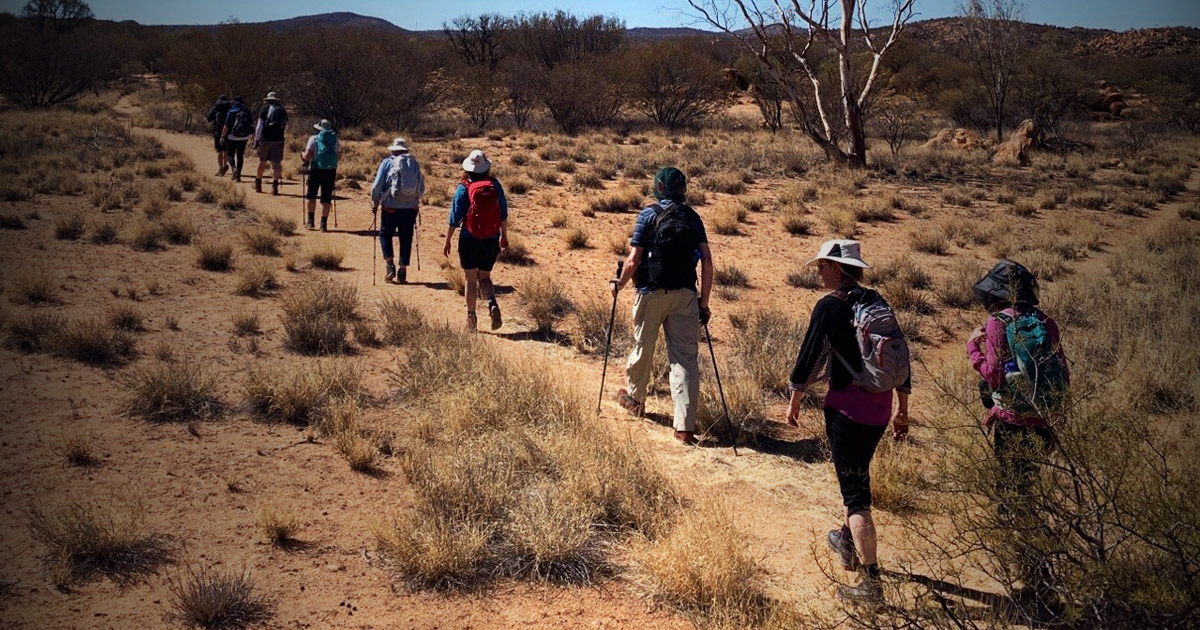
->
[[320, 218, 328, 233], [837, 577, 883, 607], [488, 301, 502, 330], [384, 263, 396, 283], [828, 527, 860, 571], [271, 180, 279, 196], [616, 388, 644, 417], [466, 312, 478, 333], [397, 268, 407, 284], [674, 430, 698, 445], [218, 164, 228, 176], [254, 178, 262, 193]]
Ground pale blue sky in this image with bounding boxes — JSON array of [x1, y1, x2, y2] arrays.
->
[[1, 0, 1197, 30]]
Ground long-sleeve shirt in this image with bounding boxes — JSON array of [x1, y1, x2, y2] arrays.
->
[[789, 287, 911, 426], [370, 155, 425, 210], [966, 307, 1069, 428], [449, 178, 508, 239]]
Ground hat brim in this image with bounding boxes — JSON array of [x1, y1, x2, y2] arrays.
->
[[462, 158, 492, 173], [806, 255, 871, 269], [313, 124, 324, 131]]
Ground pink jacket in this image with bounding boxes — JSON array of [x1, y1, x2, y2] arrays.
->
[[966, 308, 1069, 428]]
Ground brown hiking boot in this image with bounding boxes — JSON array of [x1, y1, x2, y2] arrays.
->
[[616, 388, 643, 417], [488, 301, 502, 330], [271, 180, 279, 196], [674, 431, 698, 445]]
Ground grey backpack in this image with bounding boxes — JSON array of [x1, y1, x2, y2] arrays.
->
[[386, 155, 422, 203], [830, 291, 911, 394]]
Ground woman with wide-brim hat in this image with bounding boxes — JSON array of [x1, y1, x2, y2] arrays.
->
[[443, 150, 509, 332]]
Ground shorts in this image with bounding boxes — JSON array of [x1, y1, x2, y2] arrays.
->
[[458, 233, 500, 272], [826, 407, 887, 515], [305, 168, 336, 204], [212, 134, 224, 151], [257, 140, 284, 163]]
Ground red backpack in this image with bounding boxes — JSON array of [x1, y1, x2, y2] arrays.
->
[[464, 178, 502, 238]]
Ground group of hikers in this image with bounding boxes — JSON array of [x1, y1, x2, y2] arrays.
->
[[203, 92, 1072, 608]]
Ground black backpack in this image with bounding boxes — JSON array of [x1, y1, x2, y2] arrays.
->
[[636, 203, 702, 291], [264, 104, 286, 131], [231, 108, 254, 137], [208, 103, 230, 133]]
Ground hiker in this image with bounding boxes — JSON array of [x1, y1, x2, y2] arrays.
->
[[221, 96, 253, 183], [301, 119, 341, 232], [967, 259, 1070, 597], [610, 167, 713, 446], [443, 150, 508, 332], [206, 94, 231, 176], [254, 91, 288, 196], [370, 138, 425, 284], [785, 239, 911, 606]]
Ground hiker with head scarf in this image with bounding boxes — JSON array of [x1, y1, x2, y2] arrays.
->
[[206, 94, 231, 176], [610, 167, 713, 446], [370, 138, 425, 284], [301, 119, 341, 232], [221, 96, 253, 183], [786, 239, 912, 606], [444, 150, 508, 332], [967, 259, 1071, 598]]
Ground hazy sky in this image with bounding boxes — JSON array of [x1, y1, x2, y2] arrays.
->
[[1, 0, 1197, 31]]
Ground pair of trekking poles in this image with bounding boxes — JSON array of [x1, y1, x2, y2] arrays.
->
[[597, 261, 740, 454], [370, 211, 420, 286]]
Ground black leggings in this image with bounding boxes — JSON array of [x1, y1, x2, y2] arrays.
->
[[225, 139, 247, 174], [826, 407, 887, 515], [306, 167, 336, 204]]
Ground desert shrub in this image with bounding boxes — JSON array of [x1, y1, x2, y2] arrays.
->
[[854, 199, 896, 223], [780, 210, 812, 236], [588, 187, 642, 214], [5, 311, 65, 352], [241, 225, 281, 256], [305, 240, 345, 270], [242, 360, 361, 428], [1112, 195, 1146, 217], [520, 275, 573, 333], [336, 430, 379, 473], [822, 207, 857, 238], [57, 432, 100, 468], [882, 283, 936, 315], [106, 304, 144, 332], [549, 210, 569, 228], [506, 175, 533, 195], [937, 259, 983, 309], [263, 213, 297, 237], [728, 309, 802, 396], [168, 565, 272, 630], [128, 219, 165, 251], [30, 499, 173, 588], [1020, 250, 1071, 282], [867, 256, 932, 290], [895, 310, 925, 344], [561, 227, 590, 249], [53, 213, 85, 240], [123, 360, 221, 422], [53, 318, 136, 366], [703, 172, 746, 195], [158, 211, 197, 245], [527, 164, 560, 186], [279, 281, 358, 354], [195, 239, 234, 271], [378, 297, 425, 346], [996, 187, 1018, 205], [910, 229, 949, 255], [608, 235, 630, 256], [1035, 188, 1067, 210], [710, 208, 741, 235], [870, 437, 925, 514], [497, 235, 533, 265], [714, 265, 749, 288], [231, 311, 261, 336], [573, 171, 603, 190], [1011, 199, 1038, 218], [0, 214, 27, 230], [89, 218, 121, 244], [785, 268, 821, 290], [256, 501, 300, 546], [572, 295, 630, 356], [1148, 164, 1188, 200], [1069, 190, 1108, 210], [12, 273, 57, 304], [941, 187, 974, 207], [1180, 204, 1200, 221], [235, 260, 278, 297]]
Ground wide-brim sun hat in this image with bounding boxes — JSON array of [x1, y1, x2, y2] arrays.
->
[[264, 91, 278, 101], [313, 119, 333, 131], [973, 259, 1039, 306], [807, 239, 871, 269], [388, 137, 410, 152], [462, 149, 491, 174]]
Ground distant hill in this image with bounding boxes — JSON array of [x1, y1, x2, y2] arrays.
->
[[164, 11, 407, 34], [1076, 27, 1200, 57]]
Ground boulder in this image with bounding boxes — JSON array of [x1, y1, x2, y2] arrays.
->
[[1108, 100, 1128, 115], [993, 119, 1037, 166], [344, 179, 362, 191], [924, 127, 985, 151]]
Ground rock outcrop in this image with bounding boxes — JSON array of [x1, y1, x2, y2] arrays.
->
[[993, 119, 1037, 166], [924, 128, 985, 151]]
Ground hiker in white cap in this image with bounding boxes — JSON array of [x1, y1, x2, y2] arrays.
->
[[443, 149, 509, 332], [370, 138, 425, 283], [785, 239, 911, 606], [301, 119, 341, 231], [254, 91, 288, 196]]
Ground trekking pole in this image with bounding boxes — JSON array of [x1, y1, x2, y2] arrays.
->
[[597, 260, 624, 414], [415, 212, 421, 271], [333, 197, 338, 228], [371, 212, 378, 287], [704, 322, 740, 456]]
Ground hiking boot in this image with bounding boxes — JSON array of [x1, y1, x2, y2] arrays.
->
[[306, 213, 315, 229], [837, 576, 883, 607], [384, 262, 396, 283], [828, 527, 860, 571], [320, 217, 328, 233], [218, 164, 228, 176], [488, 300, 502, 330], [466, 312, 478, 333], [271, 180, 279, 196], [674, 430, 698, 445], [254, 178, 262, 193], [396, 268, 407, 285], [616, 388, 644, 417]]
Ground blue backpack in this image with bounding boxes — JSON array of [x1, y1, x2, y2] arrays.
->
[[993, 309, 1069, 416], [313, 130, 338, 170]]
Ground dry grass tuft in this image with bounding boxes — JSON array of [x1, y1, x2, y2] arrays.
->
[[871, 437, 925, 514], [785, 268, 821, 290], [53, 318, 137, 365], [168, 564, 272, 630], [714, 264, 750, 288], [90, 218, 121, 244], [1011, 199, 1038, 218], [263, 213, 297, 237], [12, 273, 58, 304], [106, 304, 144, 332], [561, 227, 590, 249], [710, 208, 741, 236], [378, 297, 425, 346], [587, 187, 642, 214], [910, 229, 949, 255], [521, 275, 573, 333], [57, 432, 101, 467], [231, 311, 261, 337], [937, 259, 982, 309], [123, 360, 221, 422], [279, 281, 358, 354], [821, 207, 858, 238], [5, 311, 65, 351], [242, 360, 360, 428], [572, 295, 630, 356], [867, 256, 931, 290], [195, 239, 234, 272], [30, 499, 173, 587], [235, 260, 278, 297], [498, 235, 533, 265], [305, 240, 345, 270], [241, 225, 282, 256], [883, 283, 936, 315], [256, 501, 300, 546], [53, 212, 85, 240]]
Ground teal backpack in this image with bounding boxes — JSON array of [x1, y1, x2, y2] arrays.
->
[[314, 130, 338, 170], [993, 309, 1069, 416]]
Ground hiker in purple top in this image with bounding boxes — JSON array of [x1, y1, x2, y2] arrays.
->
[[786, 239, 912, 607]]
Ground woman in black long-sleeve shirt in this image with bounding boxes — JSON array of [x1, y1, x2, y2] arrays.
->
[[786, 239, 911, 606]]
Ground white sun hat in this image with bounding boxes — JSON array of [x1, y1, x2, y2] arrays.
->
[[264, 91, 279, 101], [387, 137, 410, 153], [462, 149, 492, 174], [313, 119, 333, 131], [807, 239, 871, 269]]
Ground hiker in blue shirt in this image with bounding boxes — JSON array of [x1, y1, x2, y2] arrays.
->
[[370, 138, 425, 284], [443, 149, 509, 332]]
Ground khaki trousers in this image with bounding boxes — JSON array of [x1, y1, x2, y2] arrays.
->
[[624, 289, 700, 431]]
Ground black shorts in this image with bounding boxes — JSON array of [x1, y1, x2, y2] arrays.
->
[[212, 134, 224, 151], [305, 168, 336, 204], [825, 407, 887, 515], [458, 233, 500, 272]]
